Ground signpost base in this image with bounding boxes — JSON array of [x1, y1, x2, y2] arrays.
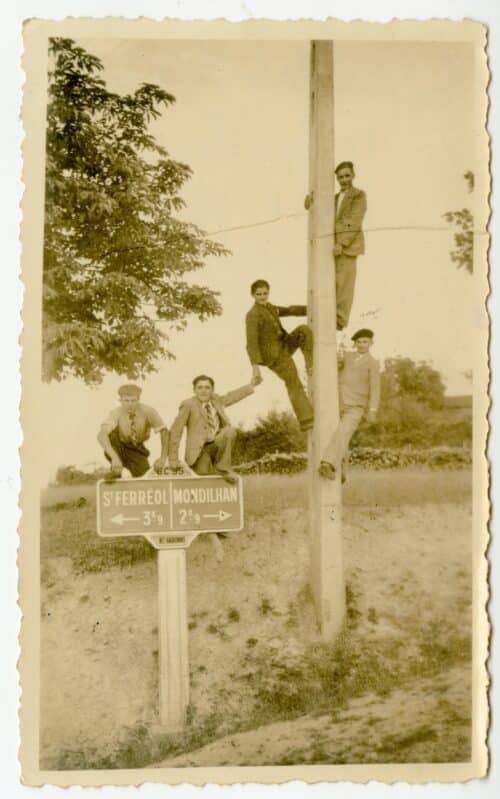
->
[[158, 548, 189, 730]]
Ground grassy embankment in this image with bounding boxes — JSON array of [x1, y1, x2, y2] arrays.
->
[[40, 468, 472, 769]]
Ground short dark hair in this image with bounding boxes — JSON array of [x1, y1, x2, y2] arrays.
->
[[251, 279, 270, 295], [335, 161, 354, 175], [193, 374, 214, 389]]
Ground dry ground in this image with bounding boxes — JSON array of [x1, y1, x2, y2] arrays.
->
[[39, 468, 472, 769]]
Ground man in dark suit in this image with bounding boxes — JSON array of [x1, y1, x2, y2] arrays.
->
[[245, 279, 314, 432], [304, 160, 367, 330], [333, 161, 367, 330]]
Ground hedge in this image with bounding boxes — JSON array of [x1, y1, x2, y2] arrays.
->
[[234, 447, 472, 475]]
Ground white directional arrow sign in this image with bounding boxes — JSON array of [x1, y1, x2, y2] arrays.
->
[[202, 510, 232, 522], [110, 513, 141, 526]]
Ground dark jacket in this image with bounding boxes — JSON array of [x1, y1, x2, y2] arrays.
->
[[246, 303, 307, 366]]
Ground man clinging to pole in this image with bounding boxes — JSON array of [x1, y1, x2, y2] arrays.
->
[[305, 160, 367, 331], [245, 279, 314, 432], [319, 328, 380, 482], [98, 384, 169, 478]]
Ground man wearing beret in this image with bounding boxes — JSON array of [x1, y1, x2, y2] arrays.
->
[[98, 384, 169, 478], [305, 161, 367, 330], [319, 328, 380, 481]]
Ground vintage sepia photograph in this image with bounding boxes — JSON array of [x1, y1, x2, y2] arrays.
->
[[19, 18, 489, 786]]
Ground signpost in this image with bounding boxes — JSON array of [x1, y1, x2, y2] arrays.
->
[[96, 473, 244, 730]]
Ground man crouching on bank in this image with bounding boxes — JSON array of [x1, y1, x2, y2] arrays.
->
[[98, 384, 169, 478]]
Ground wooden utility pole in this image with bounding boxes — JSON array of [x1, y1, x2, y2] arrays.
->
[[307, 40, 346, 640]]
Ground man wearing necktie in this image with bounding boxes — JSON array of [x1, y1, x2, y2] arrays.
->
[[98, 384, 169, 478], [305, 161, 367, 331], [245, 279, 314, 431], [168, 374, 259, 482]]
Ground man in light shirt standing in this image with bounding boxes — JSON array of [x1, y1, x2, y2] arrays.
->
[[319, 328, 380, 482], [98, 384, 169, 478]]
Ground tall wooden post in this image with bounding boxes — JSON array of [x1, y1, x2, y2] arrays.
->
[[307, 40, 346, 640]]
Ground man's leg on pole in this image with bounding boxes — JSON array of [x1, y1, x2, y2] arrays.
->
[[335, 253, 357, 330], [287, 325, 313, 372], [271, 352, 314, 431], [321, 406, 364, 475]]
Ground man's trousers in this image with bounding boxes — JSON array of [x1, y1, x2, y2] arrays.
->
[[269, 325, 314, 430], [107, 428, 150, 477], [322, 405, 364, 469], [335, 253, 357, 330], [192, 426, 236, 475]]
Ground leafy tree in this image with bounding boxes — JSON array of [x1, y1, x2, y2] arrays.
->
[[44, 38, 228, 383], [233, 410, 306, 463], [443, 171, 474, 274], [380, 357, 445, 410]]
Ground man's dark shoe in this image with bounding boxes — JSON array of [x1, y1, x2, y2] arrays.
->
[[300, 417, 314, 432], [215, 468, 238, 484]]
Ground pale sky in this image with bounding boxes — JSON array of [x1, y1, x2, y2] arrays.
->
[[38, 38, 479, 478]]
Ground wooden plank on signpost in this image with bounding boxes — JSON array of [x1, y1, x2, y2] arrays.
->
[[158, 547, 190, 730], [307, 40, 346, 640]]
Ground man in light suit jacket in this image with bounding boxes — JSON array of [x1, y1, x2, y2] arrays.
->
[[168, 374, 257, 482], [333, 161, 367, 330], [304, 161, 367, 330]]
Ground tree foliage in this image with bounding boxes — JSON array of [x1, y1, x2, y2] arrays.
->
[[43, 38, 228, 383], [231, 357, 469, 462], [443, 171, 474, 274]]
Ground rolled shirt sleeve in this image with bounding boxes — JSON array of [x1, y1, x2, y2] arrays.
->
[[145, 405, 167, 432]]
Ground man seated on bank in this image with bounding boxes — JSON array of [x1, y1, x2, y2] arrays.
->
[[319, 328, 380, 482], [245, 279, 314, 432], [168, 374, 259, 483], [98, 384, 169, 479]]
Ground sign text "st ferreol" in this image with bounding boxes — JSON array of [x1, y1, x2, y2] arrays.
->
[[96, 475, 244, 537]]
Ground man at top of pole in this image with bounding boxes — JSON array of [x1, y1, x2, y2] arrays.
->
[[245, 279, 314, 432], [305, 160, 367, 331]]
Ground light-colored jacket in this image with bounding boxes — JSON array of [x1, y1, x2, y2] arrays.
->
[[168, 384, 254, 466], [335, 186, 367, 256]]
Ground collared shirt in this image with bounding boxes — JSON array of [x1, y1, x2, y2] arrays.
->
[[101, 403, 166, 443]]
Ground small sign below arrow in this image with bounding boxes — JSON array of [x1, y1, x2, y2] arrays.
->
[[111, 513, 141, 526], [202, 510, 232, 522]]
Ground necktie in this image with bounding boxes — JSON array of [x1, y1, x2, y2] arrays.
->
[[204, 402, 219, 441], [128, 410, 138, 445]]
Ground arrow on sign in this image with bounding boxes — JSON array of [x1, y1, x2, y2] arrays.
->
[[202, 510, 232, 522], [110, 514, 141, 526]]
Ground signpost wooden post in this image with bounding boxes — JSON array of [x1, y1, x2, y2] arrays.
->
[[96, 473, 244, 730], [307, 40, 346, 640]]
